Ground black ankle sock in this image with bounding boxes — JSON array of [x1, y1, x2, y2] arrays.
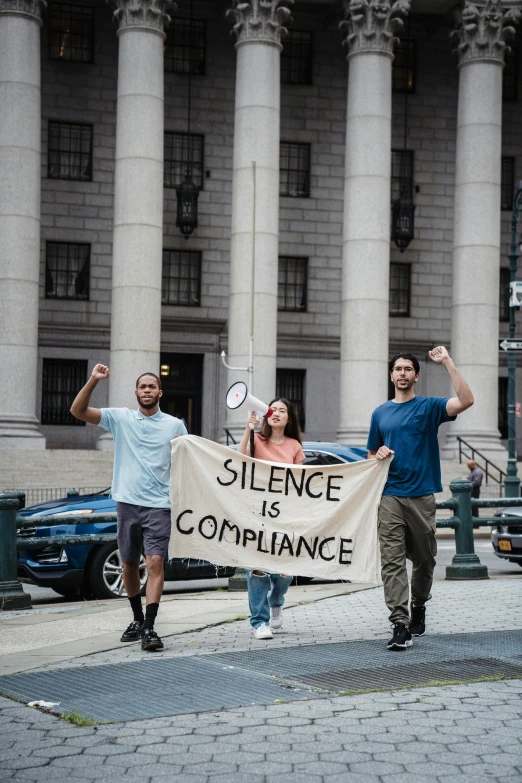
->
[[143, 602, 159, 631], [128, 593, 144, 624]]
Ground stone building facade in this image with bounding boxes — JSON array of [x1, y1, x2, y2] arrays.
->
[[1, 0, 521, 462]]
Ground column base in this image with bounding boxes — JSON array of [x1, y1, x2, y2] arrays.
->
[[336, 426, 369, 449], [0, 416, 45, 450], [220, 424, 244, 447], [445, 554, 489, 580], [441, 431, 507, 468], [0, 580, 32, 610], [96, 432, 114, 451], [227, 568, 248, 591]]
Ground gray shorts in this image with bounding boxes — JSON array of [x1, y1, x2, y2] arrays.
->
[[116, 502, 171, 563]]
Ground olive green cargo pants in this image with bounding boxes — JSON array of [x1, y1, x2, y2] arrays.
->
[[377, 494, 437, 626]]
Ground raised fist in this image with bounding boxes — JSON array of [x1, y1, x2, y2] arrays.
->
[[91, 364, 110, 381], [428, 346, 450, 364]]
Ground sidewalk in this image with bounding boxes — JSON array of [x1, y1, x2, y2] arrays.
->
[[1, 573, 521, 782]]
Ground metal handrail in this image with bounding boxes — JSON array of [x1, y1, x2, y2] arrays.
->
[[456, 436, 506, 486]]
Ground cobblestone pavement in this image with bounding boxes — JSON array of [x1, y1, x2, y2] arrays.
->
[[1, 679, 521, 782], [26, 578, 522, 672]]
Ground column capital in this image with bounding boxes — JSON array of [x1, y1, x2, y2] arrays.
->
[[340, 0, 410, 59], [0, 0, 47, 24], [107, 0, 176, 37], [227, 0, 293, 48], [452, 0, 522, 67]]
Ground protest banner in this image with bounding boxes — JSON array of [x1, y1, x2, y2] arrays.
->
[[169, 435, 390, 582]]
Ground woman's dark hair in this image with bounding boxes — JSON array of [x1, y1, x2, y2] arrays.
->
[[388, 352, 420, 374], [258, 398, 303, 444]]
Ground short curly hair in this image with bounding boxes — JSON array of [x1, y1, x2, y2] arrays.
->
[[388, 353, 420, 374], [135, 372, 162, 389]]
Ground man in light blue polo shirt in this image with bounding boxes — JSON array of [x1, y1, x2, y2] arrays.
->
[[70, 364, 186, 651]]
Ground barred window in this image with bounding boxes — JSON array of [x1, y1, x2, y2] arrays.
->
[[499, 377, 508, 439], [164, 17, 205, 74], [48, 121, 92, 181], [162, 249, 201, 306], [281, 30, 312, 85], [391, 150, 414, 203], [45, 242, 90, 300], [42, 359, 87, 426], [500, 268, 510, 323], [501, 157, 515, 211], [278, 256, 307, 312], [164, 132, 204, 190], [49, 3, 93, 63], [280, 142, 310, 198], [390, 262, 411, 317], [276, 369, 306, 430], [392, 40, 416, 93], [503, 48, 517, 101]]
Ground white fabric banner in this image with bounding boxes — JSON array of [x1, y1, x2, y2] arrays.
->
[[169, 435, 390, 583]]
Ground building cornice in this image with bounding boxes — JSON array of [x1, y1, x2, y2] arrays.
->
[[452, 0, 521, 67], [340, 0, 411, 59], [227, 0, 293, 49]]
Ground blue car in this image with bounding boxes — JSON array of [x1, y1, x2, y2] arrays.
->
[[17, 442, 366, 600]]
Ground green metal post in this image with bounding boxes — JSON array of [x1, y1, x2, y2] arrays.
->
[[0, 495, 32, 610], [445, 478, 488, 580], [504, 182, 522, 497]]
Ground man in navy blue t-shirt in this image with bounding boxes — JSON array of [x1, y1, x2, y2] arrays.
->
[[367, 346, 474, 651]]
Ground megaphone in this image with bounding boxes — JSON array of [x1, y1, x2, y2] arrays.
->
[[226, 382, 274, 429]]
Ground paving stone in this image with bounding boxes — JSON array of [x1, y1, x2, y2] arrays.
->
[[349, 760, 405, 775]]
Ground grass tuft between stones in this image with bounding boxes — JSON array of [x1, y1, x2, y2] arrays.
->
[[336, 673, 511, 697]]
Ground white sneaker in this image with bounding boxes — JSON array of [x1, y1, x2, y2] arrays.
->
[[253, 623, 273, 640], [270, 606, 283, 631]]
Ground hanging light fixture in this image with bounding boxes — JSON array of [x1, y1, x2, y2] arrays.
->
[[176, 0, 199, 238], [392, 25, 415, 252]]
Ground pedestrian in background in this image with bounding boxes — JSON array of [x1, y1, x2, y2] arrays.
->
[[467, 459, 484, 499]]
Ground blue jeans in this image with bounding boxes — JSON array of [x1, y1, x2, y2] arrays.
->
[[247, 570, 293, 629]]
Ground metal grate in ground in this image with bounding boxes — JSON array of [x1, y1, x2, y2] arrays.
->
[[0, 630, 520, 722]]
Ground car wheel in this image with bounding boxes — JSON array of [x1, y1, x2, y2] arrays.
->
[[88, 543, 147, 600]]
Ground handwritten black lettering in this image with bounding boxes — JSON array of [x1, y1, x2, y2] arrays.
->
[[176, 509, 194, 535], [285, 469, 305, 497], [318, 537, 335, 561], [268, 466, 284, 494], [249, 462, 265, 492], [219, 519, 240, 545], [339, 538, 353, 565], [296, 536, 318, 559], [305, 472, 323, 499], [257, 530, 269, 553], [198, 515, 218, 540], [278, 533, 294, 557], [326, 475, 343, 502], [217, 459, 238, 487], [243, 528, 257, 547]]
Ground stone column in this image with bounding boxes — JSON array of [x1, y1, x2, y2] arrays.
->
[[336, 0, 410, 447], [0, 0, 46, 449], [443, 0, 521, 463], [224, 0, 292, 441], [100, 0, 174, 446]]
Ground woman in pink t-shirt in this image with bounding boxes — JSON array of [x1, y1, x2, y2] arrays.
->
[[237, 398, 305, 640]]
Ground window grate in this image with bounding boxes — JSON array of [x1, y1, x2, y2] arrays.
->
[[503, 48, 518, 101], [501, 157, 515, 211], [391, 149, 414, 203], [164, 132, 204, 190], [42, 359, 87, 426], [281, 30, 312, 85], [392, 39, 416, 93], [162, 249, 201, 306], [164, 17, 205, 74], [280, 142, 310, 198], [45, 242, 90, 300], [278, 257, 308, 312], [49, 2, 93, 63], [500, 268, 510, 323], [48, 121, 93, 181], [390, 262, 411, 317], [276, 369, 306, 431]]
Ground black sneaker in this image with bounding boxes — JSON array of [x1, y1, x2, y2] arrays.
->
[[120, 620, 143, 642], [387, 623, 413, 651], [410, 605, 426, 637], [141, 629, 164, 651]]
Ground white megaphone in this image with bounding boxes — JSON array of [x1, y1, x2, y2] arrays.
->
[[226, 382, 273, 429]]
